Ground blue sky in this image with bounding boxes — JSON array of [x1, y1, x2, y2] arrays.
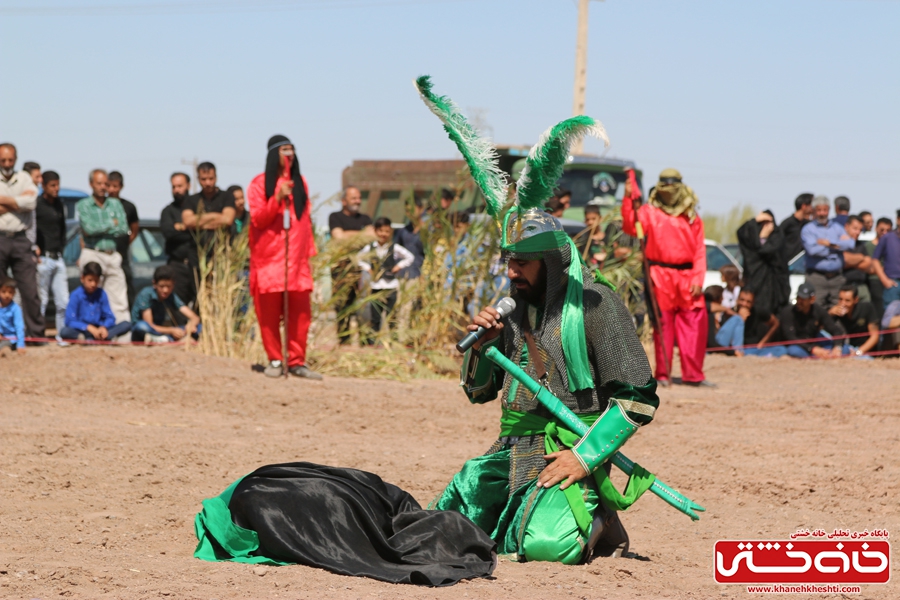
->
[[2, 0, 898, 226]]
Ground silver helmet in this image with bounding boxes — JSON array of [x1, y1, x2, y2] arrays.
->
[[504, 208, 565, 246]]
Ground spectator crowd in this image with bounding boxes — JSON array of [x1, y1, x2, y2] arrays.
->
[[0, 142, 237, 355], [704, 193, 900, 359], [3, 135, 899, 369]]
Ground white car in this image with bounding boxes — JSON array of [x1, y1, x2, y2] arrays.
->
[[703, 239, 742, 290], [712, 245, 807, 303], [788, 252, 807, 303]]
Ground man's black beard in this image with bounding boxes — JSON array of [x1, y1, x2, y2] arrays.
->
[[173, 192, 187, 205], [511, 280, 545, 307]]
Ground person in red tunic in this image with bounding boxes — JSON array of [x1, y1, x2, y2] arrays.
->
[[247, 135, 322, 379], [621, 168, 712, 387]]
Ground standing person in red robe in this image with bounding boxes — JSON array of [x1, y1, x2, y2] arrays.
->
[[247, 135, 322, 379], [622, 168, 712, 387]]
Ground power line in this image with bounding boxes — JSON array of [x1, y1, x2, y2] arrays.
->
[[0, 0, 487, 16]]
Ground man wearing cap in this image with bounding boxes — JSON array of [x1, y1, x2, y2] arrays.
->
[[778, 282, 845, 358], [622, 168, 711, 387], [801, 195, 855, 309], [247, 135, 321, 379]]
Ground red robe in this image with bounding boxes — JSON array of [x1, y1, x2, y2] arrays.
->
[[621, 198, 706, 312], [247, 173, 317, 295]]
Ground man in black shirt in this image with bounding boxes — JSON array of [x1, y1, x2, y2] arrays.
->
[[328, 186, 373, 344], [160, 172, 197, 306], [183, 162, 236, 251], [714, 289, 782, 356], [840, 215, 873, 302], [34, 170, 69, 335], [780, 193, 813, 262], [779, 282, 845, 358], [107, 170, 140, 308], [829, 284, 879, 356], [329, 186, 373, 237]]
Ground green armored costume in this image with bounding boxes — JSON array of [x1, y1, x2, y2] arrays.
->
[[416, 76, 660, 564]]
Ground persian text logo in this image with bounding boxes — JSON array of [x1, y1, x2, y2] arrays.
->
[[714, 540, 890, 585]]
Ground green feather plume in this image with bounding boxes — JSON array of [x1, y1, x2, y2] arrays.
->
[[516, 116, 609, 212], [414, 75, 507, 218]]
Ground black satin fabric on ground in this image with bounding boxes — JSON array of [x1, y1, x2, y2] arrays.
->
[[228, 462, 497, 586]]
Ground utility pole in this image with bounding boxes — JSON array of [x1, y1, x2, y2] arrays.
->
[[181, 157, 199, 193], [571, 0, 596, 155]]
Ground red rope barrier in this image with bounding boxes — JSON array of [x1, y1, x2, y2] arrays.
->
[[18, 336, 185, 347], [708, 325, 900, 356]]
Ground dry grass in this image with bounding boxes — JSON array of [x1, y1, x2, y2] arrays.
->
[[189, 191, 647, 380], [702, 203, 757, 244], [193, 229, 264, 363]]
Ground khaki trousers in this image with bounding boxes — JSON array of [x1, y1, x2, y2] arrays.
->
[[78, 248, 130, 324]]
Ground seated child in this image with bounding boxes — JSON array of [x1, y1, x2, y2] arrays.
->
[[131, 265, 200, 343], [60, 262, 132, 342], [720, 264, 742, 310], [0, 277, 26, 356]]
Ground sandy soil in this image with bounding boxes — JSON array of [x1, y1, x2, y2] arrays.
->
[[1, 346, 897, 599]]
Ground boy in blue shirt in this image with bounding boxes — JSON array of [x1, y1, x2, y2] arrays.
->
[[60, 262, 132, 342], [131, 265, 200, 343], [0, 277, 26, 356]]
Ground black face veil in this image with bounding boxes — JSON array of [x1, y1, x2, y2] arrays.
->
[[265, 134, 308, 220]]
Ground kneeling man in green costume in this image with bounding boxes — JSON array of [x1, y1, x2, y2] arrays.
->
[[416, 76, 659, 565]]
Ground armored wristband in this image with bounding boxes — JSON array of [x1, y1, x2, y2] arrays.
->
[[571, 401, 639, 474]]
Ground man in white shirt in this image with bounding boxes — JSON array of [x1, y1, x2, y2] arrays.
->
[[358, 216, 413, 345], [0, 143, 43, 340]]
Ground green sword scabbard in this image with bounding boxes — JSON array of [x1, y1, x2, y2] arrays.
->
[[483, 345, 705, 521]]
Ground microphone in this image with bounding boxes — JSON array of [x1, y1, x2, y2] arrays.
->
[[282, 154, 293, 231], [456, 297, 517, 353]]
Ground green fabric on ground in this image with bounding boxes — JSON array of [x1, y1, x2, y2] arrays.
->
[[431, 450, 512, 536], [434, 450, 593, 564], [499, 409, 598, 538], [499, 408, 654, 508], [435, 408, 654, 563], [193, 476, 288, 565], [500, 408, 655, 528], [521, 478, 597, 565]]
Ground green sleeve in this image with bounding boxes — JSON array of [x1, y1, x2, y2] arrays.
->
[[110, 199, 131, 237], [459, 337, 503, 404], [600, 380, 659, 426]]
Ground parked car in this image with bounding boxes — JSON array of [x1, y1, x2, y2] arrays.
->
[[45, 219, 167, 323], [59, 188, 90, 219], [723, 243, 742, 267], [702, 240, 742, 291], [64, 218, 167, 293], [788, 251, 807, 303]]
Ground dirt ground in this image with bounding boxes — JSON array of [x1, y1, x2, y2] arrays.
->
[[1, 346, 897, 599]]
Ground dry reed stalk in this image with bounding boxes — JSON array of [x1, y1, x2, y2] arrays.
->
[[191, 228, 264, 363], [190, 183, 650, 378]]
